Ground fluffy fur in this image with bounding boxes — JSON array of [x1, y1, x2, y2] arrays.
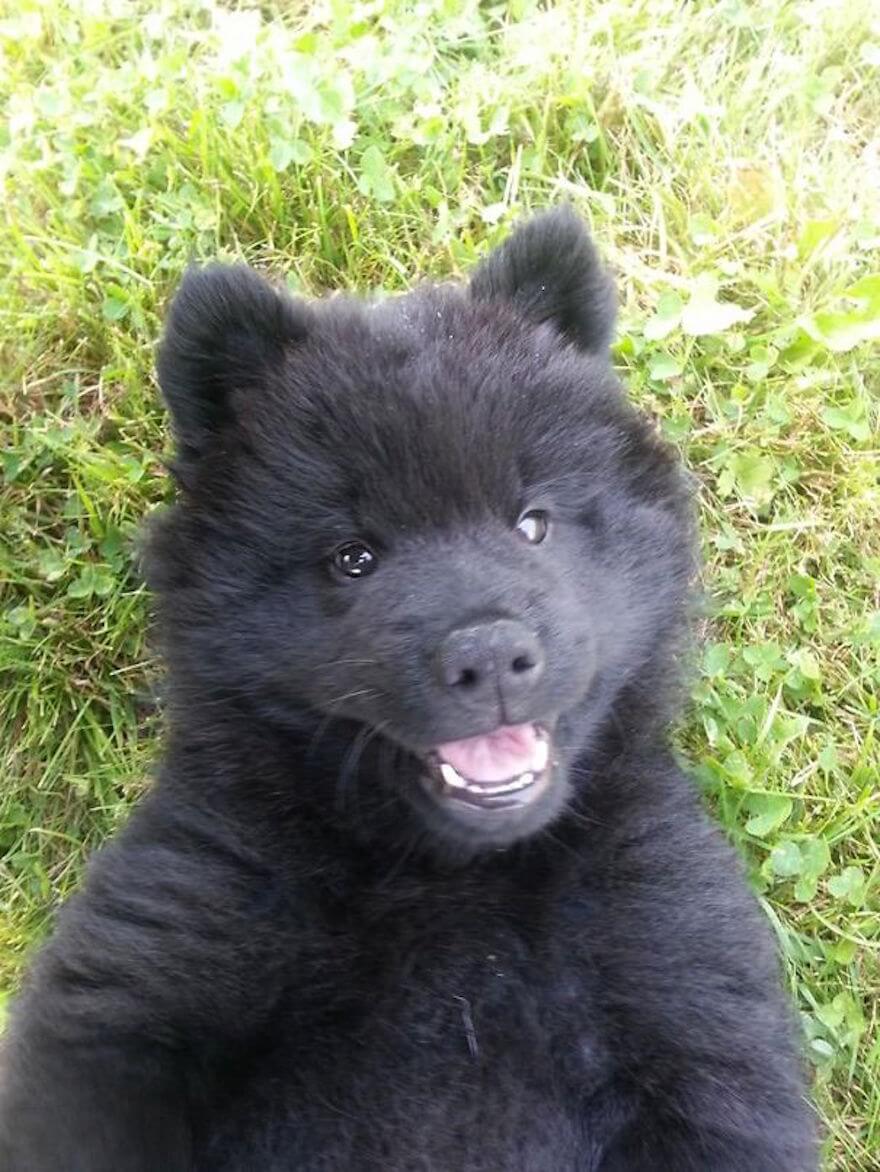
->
[[0, 209, 816, 1170]]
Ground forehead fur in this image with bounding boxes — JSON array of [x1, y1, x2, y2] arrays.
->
[[154, 210, 688, 547], [220, 288, 621, 525]]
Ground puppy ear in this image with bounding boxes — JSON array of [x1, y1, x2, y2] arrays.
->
[[470, 206, 616, 354], [156, 264, 308, 462]]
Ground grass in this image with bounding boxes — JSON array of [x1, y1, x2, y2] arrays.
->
[[0, 0, 878, 1165]]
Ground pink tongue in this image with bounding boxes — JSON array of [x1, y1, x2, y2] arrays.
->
[[436, 724, 539, 783]]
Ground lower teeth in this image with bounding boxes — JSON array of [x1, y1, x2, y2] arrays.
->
[[438, 762, 538, 797], [492, 771, 533, 795]]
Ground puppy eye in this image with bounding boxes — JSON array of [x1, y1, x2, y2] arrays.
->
[[332, 541, 377, 578], [516, 510, 549, 544]]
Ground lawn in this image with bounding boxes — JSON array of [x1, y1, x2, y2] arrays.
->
[[1, 0, 878, 1166]]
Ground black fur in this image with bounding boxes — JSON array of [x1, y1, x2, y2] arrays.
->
[[0, 210, 816, 1170], [157, 262, 310, 464], [470, 205, 617, 353]]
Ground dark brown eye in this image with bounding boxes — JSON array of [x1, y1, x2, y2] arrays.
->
[[332, 542, 377, 578], [516, 510, 549, 544]]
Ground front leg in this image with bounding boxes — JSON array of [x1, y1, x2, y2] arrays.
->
[[0, 787, 289, 1171], [599, 1101, 812, 1171], [0, 1034, 191, 1172], [588, 756, 817, 1171]]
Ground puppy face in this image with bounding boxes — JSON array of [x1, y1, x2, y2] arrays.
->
[[149, 211, 694, 850]]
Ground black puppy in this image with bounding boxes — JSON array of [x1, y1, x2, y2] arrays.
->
[[0, 210, 816, 1170]]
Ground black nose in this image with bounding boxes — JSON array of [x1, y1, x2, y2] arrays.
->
[[436, 620, 545, 708]]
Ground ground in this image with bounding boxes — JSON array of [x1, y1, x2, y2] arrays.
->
[[0, 1, 878, 1167]]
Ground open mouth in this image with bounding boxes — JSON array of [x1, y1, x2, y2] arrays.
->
[[422, 723, 553, 811]]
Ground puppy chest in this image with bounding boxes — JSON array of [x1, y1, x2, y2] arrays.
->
[[201, 934, 611, 1169]]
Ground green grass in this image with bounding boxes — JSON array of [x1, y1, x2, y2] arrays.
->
[[1, 0, 878, 1165]]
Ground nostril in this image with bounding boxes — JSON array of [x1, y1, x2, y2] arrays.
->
[[511, 655, 535, 674], [437, 621, 544, 697]]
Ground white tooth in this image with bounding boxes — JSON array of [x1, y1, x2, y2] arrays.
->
[[440, 762, 468, 789], [532, 739, 549, 773], [484, 772, 534, 796]]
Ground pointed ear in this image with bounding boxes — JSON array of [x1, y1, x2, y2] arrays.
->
[[156, 264, 308, 462], [470, 207, 616, 354]]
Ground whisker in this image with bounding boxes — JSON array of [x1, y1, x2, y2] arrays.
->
[[335, 719, 390, 814], [323, 688, 380, 709], [562, 807, 607, 831]]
